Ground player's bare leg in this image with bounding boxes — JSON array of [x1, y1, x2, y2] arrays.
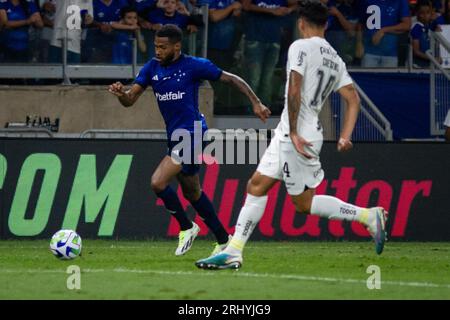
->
[[177, 172, 231, 255], [151, 156, 200, 256], [195, 171, 278, 269], [151, 156, 183, 193], [290, 189, 388, 255]]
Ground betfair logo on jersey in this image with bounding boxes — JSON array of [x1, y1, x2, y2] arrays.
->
[[155, 91, 186, 101]]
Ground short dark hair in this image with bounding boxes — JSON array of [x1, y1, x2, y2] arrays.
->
[[297, 0, 329, 27], [155, 24, 183, 44], [120, 6, 137, 19]]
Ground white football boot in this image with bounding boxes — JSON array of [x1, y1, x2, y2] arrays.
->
[[175, 222, 200, 256]]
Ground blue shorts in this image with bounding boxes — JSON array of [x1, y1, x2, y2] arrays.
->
[[167, 133, 207, 176]]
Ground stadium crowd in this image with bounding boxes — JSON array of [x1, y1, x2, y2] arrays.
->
[[0, 0, 449, 108]]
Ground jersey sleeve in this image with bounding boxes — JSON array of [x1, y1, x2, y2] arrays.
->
[[192, 57, 223, 81], [133, 61, 153, 89], [288, 42, 308, 76], [334, 62, 353, 92]]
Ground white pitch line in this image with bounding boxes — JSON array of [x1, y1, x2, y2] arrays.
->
[[0, 246, 320, 250], [1, 268, 449, 289]]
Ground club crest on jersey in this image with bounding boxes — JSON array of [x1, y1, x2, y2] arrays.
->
[[155, 91, 186, 101]]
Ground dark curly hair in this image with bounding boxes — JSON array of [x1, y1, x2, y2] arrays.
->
[[297, 0, 329, 27]]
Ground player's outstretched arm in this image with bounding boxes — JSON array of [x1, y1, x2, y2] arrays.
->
[[337, 83, 361, 152], [219, 71, 271, 122], [108, 82, 145, 107]]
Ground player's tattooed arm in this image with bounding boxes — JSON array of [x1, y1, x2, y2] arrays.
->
[[219, 71, 271, 122], [288, 70, 313, 159], [287, 70, 301, 136], [337, 83, 360, 152], [108, 82, 145, 107]]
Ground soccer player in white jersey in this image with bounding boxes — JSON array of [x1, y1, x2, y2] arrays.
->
[[195, 0, 389, 270]]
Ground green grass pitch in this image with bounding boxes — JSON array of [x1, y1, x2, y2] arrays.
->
[[0, 240, 449, 300]]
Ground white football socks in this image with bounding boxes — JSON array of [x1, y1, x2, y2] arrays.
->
[[311, 195, 370, 225], [224, 194, 268, 256]]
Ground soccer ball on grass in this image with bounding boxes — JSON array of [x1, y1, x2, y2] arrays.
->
[[50, 229, 82, 260]]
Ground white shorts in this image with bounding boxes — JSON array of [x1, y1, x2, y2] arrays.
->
[[257, 132, 324, 195]]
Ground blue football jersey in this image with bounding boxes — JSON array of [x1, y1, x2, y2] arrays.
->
[[358, 0, 410, 57], [134, 54, 223, 137], [93, 0, 128, 23], [0, 0, 38, 51]]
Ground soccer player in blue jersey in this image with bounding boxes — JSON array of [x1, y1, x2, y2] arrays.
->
[[108, 24, 270, 256]]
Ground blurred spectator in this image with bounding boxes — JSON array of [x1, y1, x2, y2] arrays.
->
[[0, 0, 43, 62], [181, 0, 201, 13], [84, 0, 129, 63], [149, 0, 198, 32], [437, 0, 450, 23], [135, 0, 189, 26], [134, 0, 156, 28], [111, 6, 147, 63], [139, 0, 199, 60], [432, 0, 444, 14], [411, 0, 442, 68], [241, 0, 296, 108], [49, 0, 93, 64], [156, 0, 191, 15], [325, 0, 358, 65], [207, 0, 241, 58], [133, 0, 157, 63], [205, 0, 242, 108], [357, 0, 411, 68], [135, 0, 157, 14], [39, 0, 55, 62]]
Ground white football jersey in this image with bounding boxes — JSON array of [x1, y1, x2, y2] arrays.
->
[[276, 37, 353, 141]]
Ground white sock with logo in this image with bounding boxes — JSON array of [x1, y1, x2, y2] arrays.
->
[[224, 194, 268, 256], [311, 195, 370, 225]]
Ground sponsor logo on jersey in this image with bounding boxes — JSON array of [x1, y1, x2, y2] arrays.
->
[[152, 75, 159, 81], [155, 91, 186, 101]]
